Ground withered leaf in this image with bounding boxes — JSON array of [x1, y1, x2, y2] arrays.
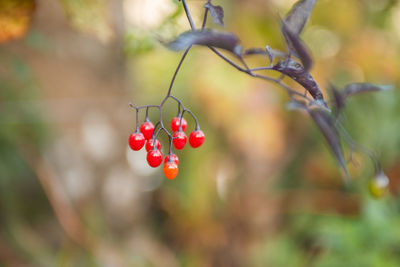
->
[[343, 83, 394, 97], [309, 107, 350, 182], [331, 83, 393, 112], [284, 0, 317, 36], [329, 84, 346, 112], [282, 21, 313, 71], [204, 2, 224, 27], [168, 30, 242, 56], [273, 58, 325, 105]]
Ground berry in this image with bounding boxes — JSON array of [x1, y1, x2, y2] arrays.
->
[[163, 161, 179, 179], [369, 172, 389, 198], [189, 130, 205, 148], [171, 117, 187, 132], [129, 132, 145, 151], [146, 138, 161, 152], [172, 131, 187, 150], [140, 121, 155, 140], [147, 149, 163, 168], [164, 153, 179, 165]]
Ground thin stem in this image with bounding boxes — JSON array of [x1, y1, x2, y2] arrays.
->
[[182, 0, 196, 31], [129, 103, 159, 110], [159, 106, 164, 129], [155, 127, 172, 141], [178, 111, 185, 131], [163, 46, 192, 104], [253, 74, 313, 101], [169, 95, 199, 127], [249, 67, 274, 72], [239, 56, 251, 71], [202, 6, 209, 29], [184, 109, 199, 128], [152, 121, 161, 138], [169, 136, 173, 154], [135, 109, 139, 131], [208, 47, 249, 73], [169, 95, 186, 109], [208, 47, 313, 103]]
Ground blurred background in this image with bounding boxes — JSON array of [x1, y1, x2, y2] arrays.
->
[[1, 0, 400, 266]]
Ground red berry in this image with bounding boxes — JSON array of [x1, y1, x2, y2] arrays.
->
[[164, 153, 179, 165], [146, 139, 161, 152], [140, 121, 155, 140], [129, 132, 145, 151], [189, 130, 205, 148], [163, 161, 179, 179], [171, 117, 187, 132], [172, 131, 187, 150], [147, 149, 163, 167]]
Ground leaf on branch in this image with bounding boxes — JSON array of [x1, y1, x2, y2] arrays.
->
[[329, 84, 346, 112], [204, 2, 224, 27], [273, 58, 326, 106], [343, 83, 394, 97], [282, 21, 313, 71], [330, 83, 393, 113], [284, 0, 317, 36], [167, 30, 242, 56], [308, 107, 350, 183]]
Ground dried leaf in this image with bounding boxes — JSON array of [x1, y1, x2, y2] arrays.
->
[[343, 83, 394, 97], [329, 84, 346, 112], [309, 108, 350, 182], [329, 83, 393, 113], [282, 21, 313, 71], [204, 2, 224, 27], [0, 0, 35, 44], [168, 30, 242, 56], [284, 0, 317, 36], [273, 58, 325, 105]]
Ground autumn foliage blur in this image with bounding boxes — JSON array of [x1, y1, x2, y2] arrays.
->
[[0, 0, 35, 43], [0, 0, 400, 266]]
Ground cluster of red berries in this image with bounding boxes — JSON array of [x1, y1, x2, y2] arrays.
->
[[128, 116, 205, 179]]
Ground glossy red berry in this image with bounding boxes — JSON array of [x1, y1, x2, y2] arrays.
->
[[189, 130, 205, 148], [164, 153, 179, 165], [171, 117, 187, 132], [147, 149, 163, 168], [129, 132, 145, 151], [172, 131, 187, 150], [140, 121, 155, 140], [145, 139, 161, 152], [163, 161, 179, 179]]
